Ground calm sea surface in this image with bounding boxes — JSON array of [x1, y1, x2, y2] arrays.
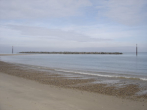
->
[[0, 52, 147, 81]]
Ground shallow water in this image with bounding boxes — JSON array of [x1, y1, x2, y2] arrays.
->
[[0, 52, 147, 81]]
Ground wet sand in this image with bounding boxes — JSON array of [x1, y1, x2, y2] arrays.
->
[[0, 60, 147, 99]]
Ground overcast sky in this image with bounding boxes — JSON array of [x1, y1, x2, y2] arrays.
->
[[0, 0, 147, 53]]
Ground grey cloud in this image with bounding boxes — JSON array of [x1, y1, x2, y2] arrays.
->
[[0, 0, 92, 19], [7, 25, 111, 42], [97, 0, 147, 25]]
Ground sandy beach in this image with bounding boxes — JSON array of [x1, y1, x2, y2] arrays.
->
[[0, 54, 147, 110], [0, 54, 31, 56], [0, 72, 147, 110]]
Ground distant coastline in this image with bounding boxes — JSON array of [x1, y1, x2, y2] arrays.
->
[[19, 51, 123, 54]]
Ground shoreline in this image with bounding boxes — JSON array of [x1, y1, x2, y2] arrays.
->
[[0, 57, 147, 109], [0, 60, 147, 100]]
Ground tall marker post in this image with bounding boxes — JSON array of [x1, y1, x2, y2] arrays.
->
[[136, 44, 138, 56], [12, 46, 13, 54]]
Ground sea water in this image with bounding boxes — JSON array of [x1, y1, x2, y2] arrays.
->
[[0, 52, 147, 81]]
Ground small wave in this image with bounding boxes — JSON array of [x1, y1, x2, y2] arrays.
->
[[55, 69, 147, 81], [140, 78, 147, 81]]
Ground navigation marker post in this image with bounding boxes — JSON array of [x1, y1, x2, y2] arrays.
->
[[12, 46, 13, 54], [136, 44, 138, 56]]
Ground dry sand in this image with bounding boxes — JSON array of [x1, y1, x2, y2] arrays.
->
[[0, 72, 147, 110]]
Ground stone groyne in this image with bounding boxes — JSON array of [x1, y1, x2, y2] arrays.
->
[[19, 52, 123, 54]]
